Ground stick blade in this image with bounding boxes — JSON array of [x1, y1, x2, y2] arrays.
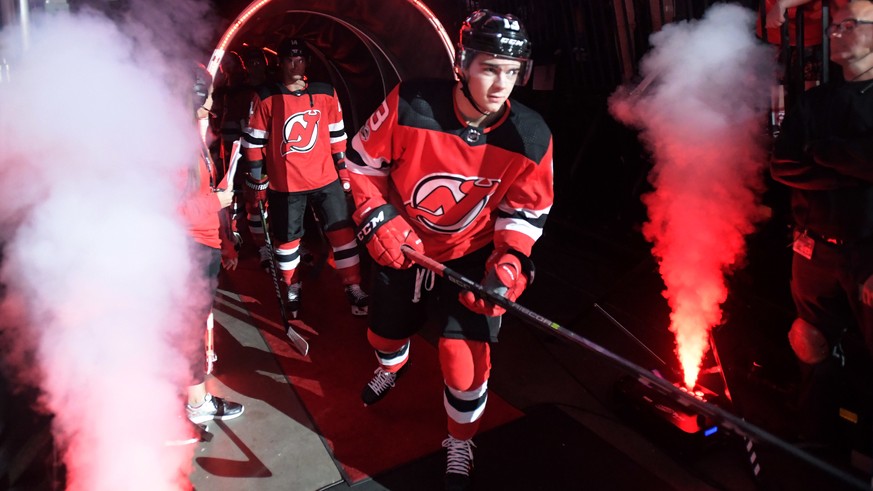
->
[[286, 325, 310, 356]]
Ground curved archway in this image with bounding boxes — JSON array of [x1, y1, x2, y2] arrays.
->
[[207, 0, 455, 131]]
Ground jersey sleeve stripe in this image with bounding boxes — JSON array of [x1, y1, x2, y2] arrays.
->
[[495, 218, 544, 242], [329, 132, 348, 144], [244, 127, 268, 139], [242, 128, 268, 148], [495, 211, 548, 229], [497, 204, 551, 223], [348, 161, 389, 177], [351, 135, 391, 171], [241, 138, 265, 149], [328, 121, 345, 132]]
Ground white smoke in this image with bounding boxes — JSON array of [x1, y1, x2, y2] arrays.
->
[[608, 4, 777, 387], [0, 1, 219, 489]]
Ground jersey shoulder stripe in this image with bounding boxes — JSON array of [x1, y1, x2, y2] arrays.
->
[[395, 78, 551, 164], [253, 82, 285, 100], [307, 81, 336, 96], [397, 78, 458, 133], [495, 100, 552, 165]]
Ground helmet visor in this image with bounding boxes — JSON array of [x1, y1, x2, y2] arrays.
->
[[456, 48, 533, 87]]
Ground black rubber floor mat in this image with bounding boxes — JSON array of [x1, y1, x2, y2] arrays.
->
[[357, 404, 677, 491]]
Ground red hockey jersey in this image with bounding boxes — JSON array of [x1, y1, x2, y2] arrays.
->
[[243, 81, 347, 192], [347, 79, 554, 262], [179, 153, 221, 249]]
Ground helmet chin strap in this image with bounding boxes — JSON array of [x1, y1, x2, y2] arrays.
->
[[460, 77, 490, 117]]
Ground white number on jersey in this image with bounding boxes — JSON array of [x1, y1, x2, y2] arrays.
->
[[368, 100, 390, 132]]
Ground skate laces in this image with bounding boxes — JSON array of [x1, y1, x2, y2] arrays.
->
[[346, 284, 367, 303], [442, 437, 475, 475], [368, 368, 397, 395]]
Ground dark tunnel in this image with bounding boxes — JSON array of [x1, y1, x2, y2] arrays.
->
[[206, 0, 457, 135]]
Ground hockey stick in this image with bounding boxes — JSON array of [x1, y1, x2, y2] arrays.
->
[[400, 245, 868, 491], [258, 200, 309, 356], [216, 139, 241, 191], [598, 301, 766, 485], [708, 329, 766, 486], [216, 140, 243, 248]]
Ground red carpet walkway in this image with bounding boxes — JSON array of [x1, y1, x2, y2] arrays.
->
[[217, 251, 523, 483]]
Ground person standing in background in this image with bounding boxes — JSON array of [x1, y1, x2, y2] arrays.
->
[[242, 38, 368, 319], [179, 65, 244, 427], [770, 0, 873, 448]]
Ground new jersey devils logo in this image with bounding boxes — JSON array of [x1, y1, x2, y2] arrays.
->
[[283, 110, 320, 155], [406, 174, 501, 233]]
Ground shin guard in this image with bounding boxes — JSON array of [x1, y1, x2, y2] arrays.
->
[[276, 239, 301, 286], [368, 330, 410, 372], [440, 338, 491, 440], [325, 227, 362, 285]]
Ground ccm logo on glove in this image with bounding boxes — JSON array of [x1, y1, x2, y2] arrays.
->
[[356, 205, 397, 243], [353, 202, 423, 269]]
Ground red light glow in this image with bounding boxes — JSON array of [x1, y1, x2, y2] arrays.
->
[[608, 6, 773, 392], [406, 0, 455, 63], [642, 132, 767, 390], [207, 0, 454, 76]]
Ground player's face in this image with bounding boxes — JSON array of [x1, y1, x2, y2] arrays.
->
[[464, 54, 521, 113], [829, 3, 873, 66], [280, 55, 306, 83]]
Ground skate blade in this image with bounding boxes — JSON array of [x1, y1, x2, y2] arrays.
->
[[286, 325, 310, 356]]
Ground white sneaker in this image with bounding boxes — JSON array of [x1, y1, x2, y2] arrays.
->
[[186, 393, 245, 425]]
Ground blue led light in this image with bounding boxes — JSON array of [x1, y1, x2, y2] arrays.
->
[[704, 426, 719, 437]]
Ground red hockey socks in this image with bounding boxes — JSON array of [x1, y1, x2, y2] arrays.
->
[[368, 330, 410, 373], [439, 338, 491, 441], [325, 227, 362, 285]]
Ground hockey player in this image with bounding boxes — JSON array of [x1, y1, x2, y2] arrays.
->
[[242, 38, 367, 318], [215, 47, 270, 252], [345, 10, 553, 490], [217, 47, 269, 155], [179, 65, 244, 427]]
